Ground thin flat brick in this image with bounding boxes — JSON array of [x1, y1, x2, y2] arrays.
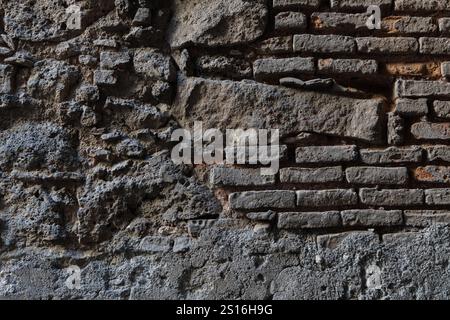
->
[[383, 16, 437, 34], [420, 37, 450, 55], [439, 18, 450, 33], [414, 166, 450, 183], [360, 147, 423, 164], [311, 12, 368, 32], [318, 58, 378, 76], [396, 80, 450, 98], [278, 211, 341, 229], [296, 146, 358, 164], [359, 188, 424, 206], [404, 210, 450, 227], [275, 12, 307, 32], [280, 167, 343, 184], [210, 167, 275, 187], [395, 98, 428, 117], [411, 122, 450, 140], [433, 101, 450, 119], [229, 191, 296, 210], [395, 0, 450, 12], [442, 62, 450, 78], [297, 189, 358, 207], [356, 37, 418, 54], [294, 34, 356, 54], [332, 0, 392, 10], [246, 211, 276, 222], [273, 0, 321, 10], [341, 210, 403, 227], [345, 167, 409, 185], [253, 57, 315, 81], [425, 189, 450, 205], [427, 146, 450, 162]]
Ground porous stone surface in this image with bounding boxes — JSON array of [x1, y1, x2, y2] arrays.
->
[[2, 0, 450, 301]]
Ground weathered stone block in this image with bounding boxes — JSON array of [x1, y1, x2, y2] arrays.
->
[[168, 0, 268, 48], [174, 77, 384, 144]]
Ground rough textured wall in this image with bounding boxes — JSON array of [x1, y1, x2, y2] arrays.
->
[[1, 0, 450, 300]]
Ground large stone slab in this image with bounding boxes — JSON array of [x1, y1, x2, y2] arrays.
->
[[173, 77, 384, 144], [168, 0, 268, 48]]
